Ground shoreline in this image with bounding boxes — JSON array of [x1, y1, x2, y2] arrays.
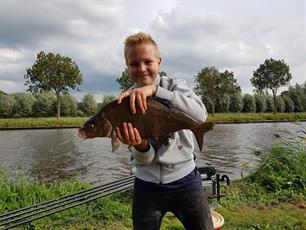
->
[[0, 119, 305, 130]]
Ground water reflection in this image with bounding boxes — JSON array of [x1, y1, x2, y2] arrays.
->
[[0, 122, 304, 183]]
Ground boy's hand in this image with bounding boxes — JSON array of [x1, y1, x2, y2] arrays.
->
[[115, 123, 149, 152], [117, 85, 157, 114]]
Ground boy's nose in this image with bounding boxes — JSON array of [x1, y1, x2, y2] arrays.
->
[[139, 63, 146, 72]]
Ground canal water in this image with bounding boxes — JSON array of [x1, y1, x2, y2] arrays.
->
[[0, 122, 304, 183]]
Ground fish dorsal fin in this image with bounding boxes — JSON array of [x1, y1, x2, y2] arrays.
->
[[150, 97, 171, 108]]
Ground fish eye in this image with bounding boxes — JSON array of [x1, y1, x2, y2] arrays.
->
[[89, 124, 95, 129]]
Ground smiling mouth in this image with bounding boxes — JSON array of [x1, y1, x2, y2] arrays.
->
[[137, 75, 152, 79]]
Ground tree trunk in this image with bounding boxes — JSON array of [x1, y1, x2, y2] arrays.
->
[[272, 89, 277, 114], [211, 101, 215, 117], [56, 93, 61, 119]]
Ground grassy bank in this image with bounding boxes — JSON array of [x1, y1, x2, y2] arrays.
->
[[216, 134, 306, 229], [0, 112, 305, 129], [0, 117, 87, 129], [207, 112, 306, 123], [1, 128, 305, 229]]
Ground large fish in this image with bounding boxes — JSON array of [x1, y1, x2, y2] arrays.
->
[[78, 97, 214, 152]]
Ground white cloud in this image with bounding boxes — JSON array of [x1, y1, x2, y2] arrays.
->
[[0, 0, 304, 98], [150, 1, 305, 93]]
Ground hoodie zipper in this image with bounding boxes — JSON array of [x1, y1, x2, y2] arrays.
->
[[159, 164, 164, 184]]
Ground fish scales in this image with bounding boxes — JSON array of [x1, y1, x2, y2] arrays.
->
[[102, 97, 194, 140]]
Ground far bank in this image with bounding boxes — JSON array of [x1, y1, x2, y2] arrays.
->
[[0, 112, 305, 130]]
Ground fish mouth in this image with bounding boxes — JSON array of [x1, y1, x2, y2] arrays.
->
[[78, 130, 87, 139]]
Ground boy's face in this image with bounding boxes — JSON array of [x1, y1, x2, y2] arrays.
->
[[126, 43, 161, 87]]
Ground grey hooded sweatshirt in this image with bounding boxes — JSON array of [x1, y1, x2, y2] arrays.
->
[[129, 75, 208, 184]]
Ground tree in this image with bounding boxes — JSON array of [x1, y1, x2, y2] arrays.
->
[[24, 51, 83, 118], [159, 71, 167, 77], [116, 68, 133, 92], [80, 93, 97, 116], [99, 95, 116, 109], [0, 94, 15, 118], [194, 67, 240, 116], [251, 58, 291, 114]]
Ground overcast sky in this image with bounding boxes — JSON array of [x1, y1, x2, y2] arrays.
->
[[0, 0, 305, 101]]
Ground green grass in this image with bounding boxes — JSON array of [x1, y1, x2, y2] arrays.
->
[[0, 117, 87, 129], [0, 112, 305, 129], [208, 112, 306, 123], [214, 128, 306, 229], [0, 172, 133, 229]]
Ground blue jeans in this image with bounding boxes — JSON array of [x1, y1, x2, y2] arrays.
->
[[132, 188, 214, 230]]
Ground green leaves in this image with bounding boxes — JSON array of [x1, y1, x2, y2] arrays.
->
[[251, 59, 292, 113], [194, 67, 241, 116], [24, 51, 83, 118], [116, 68, 133, 93]]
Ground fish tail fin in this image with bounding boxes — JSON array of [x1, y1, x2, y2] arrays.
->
[[192, 122, 214, 151]]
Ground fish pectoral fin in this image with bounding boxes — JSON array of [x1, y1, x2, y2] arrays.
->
[[111, 130, 120, 152]]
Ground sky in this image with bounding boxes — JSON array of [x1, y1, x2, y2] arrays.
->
[[0, 0, 305, 102]]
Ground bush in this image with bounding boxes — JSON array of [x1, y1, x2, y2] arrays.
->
[[282, 95, 295, 112], [229, 93, 243, 113], [80, 93, 97, 116], [242, 94, 256, 112], [276, 96, 285, 112], [32, 93, 57, 117], [254, 94, 267, 112], [288, 84, 304, 112], [0, 94, 15, 118], [12, 93, 36, 118], [60, 94, 78, 116], [98, 95, 116, 110], [215, 94, 230, 113], [264, 95, 274, 112]]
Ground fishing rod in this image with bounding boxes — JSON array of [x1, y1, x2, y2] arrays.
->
[[0, 175, 134, 221], [0, 177, 134, 229], [0, 182, 133, 230]]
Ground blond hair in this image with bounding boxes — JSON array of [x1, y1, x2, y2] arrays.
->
[[124, 32, 160, 60]]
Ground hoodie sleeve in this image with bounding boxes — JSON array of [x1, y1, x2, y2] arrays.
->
[[129, 143, 155, 166], [155, 78, 208, 122]]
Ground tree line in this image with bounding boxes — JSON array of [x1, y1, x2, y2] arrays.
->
[[0, 51, 305, 118], [0, 82, 305, 118], [0, 92, 115, 118]]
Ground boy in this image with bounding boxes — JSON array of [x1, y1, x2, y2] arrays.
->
[[116, 32, 213, 230]]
